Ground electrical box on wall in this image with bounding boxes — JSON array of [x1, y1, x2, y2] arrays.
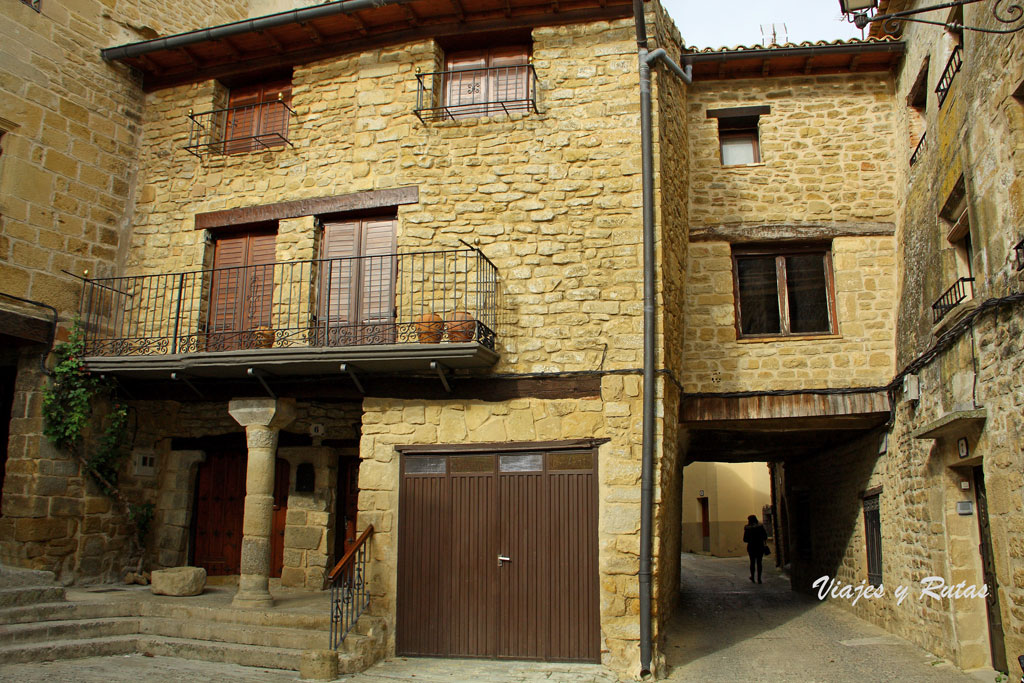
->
[[956, 501, 974, 516], [903, 374, 920, 403], [133, 449, 157, 477]]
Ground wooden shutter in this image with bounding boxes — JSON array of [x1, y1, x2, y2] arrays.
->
[[360, 218, 397, 325], [225, 79, 292, 153], [445, 52, 488, 116], [320, 220, 359, 325], [489, 47, 530, 108], [208, 230, 277, 349]]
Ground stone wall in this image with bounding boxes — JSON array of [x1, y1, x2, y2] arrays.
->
[[357, 372, 679, 676], [0, 0, 248, 315], [126, 18, 648, 375], [687, 73, 899, 228], [682, 236, 896, 392]]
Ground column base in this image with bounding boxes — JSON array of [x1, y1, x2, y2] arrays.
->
[[231, 589, 275, 609]]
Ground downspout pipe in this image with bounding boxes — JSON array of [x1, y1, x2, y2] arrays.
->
[[101, 0, 418, 62], [632, 2, 691, 677]]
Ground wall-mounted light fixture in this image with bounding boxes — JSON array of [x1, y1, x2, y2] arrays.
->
[[838, 0, 1024, 34]]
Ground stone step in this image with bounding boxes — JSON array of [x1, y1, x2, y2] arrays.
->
[[0, 616, 142, 645], [0, 599, 137, 625], [139, 600, 331, 630], [0, 635, 139, 665], [136, 635, 303, 671], [0, 585, 66, 608], [141, 616, 331, 650]]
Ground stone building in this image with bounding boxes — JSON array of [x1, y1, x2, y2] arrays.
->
[[1, 0, 1022, 679]]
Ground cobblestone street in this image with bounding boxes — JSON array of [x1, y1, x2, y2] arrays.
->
[[664, 553, 997, 682]]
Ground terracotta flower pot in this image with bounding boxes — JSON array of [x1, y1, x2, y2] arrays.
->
[[445, 311, 476, 343], [253, 326, 275, 349], [414, 313, 443, 343]]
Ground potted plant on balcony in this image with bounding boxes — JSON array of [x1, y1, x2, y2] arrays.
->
[[253, 325, 275, 349], [414, 312, 443, 343], [444, 310, 476, 343]]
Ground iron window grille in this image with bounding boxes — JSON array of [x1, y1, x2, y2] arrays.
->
[[935, 44, 962, 108], [185, 99, 295, 157], [863, 494, 882, 587], [77, 248, 499, 357], [1013, 238, 1024, 271], [931, 276, 974, 324], [414, 64, 539, 123], [910, 131, 927, 167]]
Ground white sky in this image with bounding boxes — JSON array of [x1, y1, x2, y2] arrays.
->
[[659, 0, 865, 49]]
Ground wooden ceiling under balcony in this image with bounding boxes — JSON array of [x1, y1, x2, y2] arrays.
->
[[103, 0, 638, 91]]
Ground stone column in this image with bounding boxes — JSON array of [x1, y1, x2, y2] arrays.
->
[[228, 398, 296, 608]]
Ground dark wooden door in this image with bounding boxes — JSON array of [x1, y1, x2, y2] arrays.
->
[[208, 229, 277, 351], [974, 466, 1007, 673], [271, 458, 289, 579], [333, 457, 362, 564], [397, 449, 598, 662], [699, 497, 710, 552], [192, 450, 246, 576]]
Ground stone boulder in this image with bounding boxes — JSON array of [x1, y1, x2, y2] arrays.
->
[[150, 566, 206, 596]]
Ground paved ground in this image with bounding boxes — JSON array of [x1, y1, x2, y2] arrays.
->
[[664, 553, 996, 682], [1, 555, 1001, 682]]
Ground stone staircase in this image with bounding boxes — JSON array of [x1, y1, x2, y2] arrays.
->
[[0, 566, 387, 676]]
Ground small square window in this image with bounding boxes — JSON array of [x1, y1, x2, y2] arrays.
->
[[707, 106, 769, 167], [133, 449, 157, 477], [732, 244, 837, 338]]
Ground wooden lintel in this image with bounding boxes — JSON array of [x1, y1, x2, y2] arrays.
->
[[681, 390, 891, 425], [0, 308, 53, 345], [396, 437, 608, 455], [194, 186, 419, 230], [688, 220, 896, 242]]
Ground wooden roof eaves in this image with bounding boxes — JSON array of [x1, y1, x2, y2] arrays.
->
[[132, 4, 634, 91]]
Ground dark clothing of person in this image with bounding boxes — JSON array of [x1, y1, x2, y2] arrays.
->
[[743, 523, 768, 582]]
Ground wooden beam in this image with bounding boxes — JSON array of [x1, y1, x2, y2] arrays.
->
[[194, 186, 419, 230], [0, 309, 53, 345], [396, 437, 608, 455], [178, 47, 199, 67], [260, 30, 285, 53], [220, 37, 241, 58], [449, 0, 466, 21], [300, 22, 323, 44], [400, 4, 419, 25], [803, 56, 815, 74], [681, 390, 891, 425], [348, 11, 369, 36], [688, 220, 896, 242]]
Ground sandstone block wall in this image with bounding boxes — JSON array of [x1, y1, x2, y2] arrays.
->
[[682, 236, 896, 392], [126, 18, 651, 376], [358, 373, 678, 676], [687, 74, 899, 228]]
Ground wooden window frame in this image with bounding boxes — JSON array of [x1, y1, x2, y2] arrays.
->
[[719, 129, 761, 166], [731, 243, 839, 340], [442, 45, 531, 119], [708, 107, 768, 167], [223, 78, 293, 155]]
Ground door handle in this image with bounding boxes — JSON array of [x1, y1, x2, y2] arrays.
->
[[498, 554, 511, 567]]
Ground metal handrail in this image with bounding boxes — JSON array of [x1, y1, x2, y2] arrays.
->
[[185, 100, 295, 157], [910, 131, 927, 167], [78, 248, 500, 356], [935, 44, 962, 108], [329, 525, 373, 648], [414, 64, 539, 123], [931, 276, 974, 324]]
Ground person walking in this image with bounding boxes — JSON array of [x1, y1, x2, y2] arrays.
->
[[743, 514, 768, 584]]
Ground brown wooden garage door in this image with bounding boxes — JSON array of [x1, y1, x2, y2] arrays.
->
[[396, 446, 599, 662]]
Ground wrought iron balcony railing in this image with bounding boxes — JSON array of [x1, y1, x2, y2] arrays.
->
[[185, 100, 295, 157], [1014, 238, 1024, 271], [935, 44, 962, 108], [910, 131, 927, 167], [414, 64, 538, 123], [79, 248, 499, 357], [931, 276, 974, 325]]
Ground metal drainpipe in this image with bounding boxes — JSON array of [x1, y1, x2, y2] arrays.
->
[[631, 0, 691, 676]]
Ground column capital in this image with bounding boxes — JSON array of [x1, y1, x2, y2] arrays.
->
[[228, 398, 297, 430]]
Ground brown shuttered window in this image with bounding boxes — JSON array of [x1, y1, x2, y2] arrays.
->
[[224, 79, 293, 154], [444, 46, 529, 119], [208, 229, 277, 349], [318, 218, 397, 343]]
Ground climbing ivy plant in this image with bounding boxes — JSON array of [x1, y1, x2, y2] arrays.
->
[[42, 322, 155, 555]]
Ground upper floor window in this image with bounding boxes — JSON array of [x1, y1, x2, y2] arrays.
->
[[415, 45, 537, 122], [707, 106, 769, 167], [732, 244, 837, 338], [907, 58, 929, 166], [185, 76, 294, 157]]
